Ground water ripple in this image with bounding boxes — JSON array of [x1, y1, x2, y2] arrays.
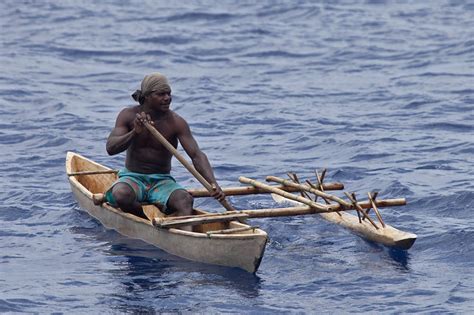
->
[[0, 1, 473, 313]]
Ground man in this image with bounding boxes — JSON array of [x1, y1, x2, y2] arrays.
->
[[104, 72, 225, 220]]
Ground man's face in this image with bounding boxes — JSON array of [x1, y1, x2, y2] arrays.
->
[[147, 89, 172, 112]]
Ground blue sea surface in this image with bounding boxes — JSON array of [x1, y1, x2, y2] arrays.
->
[[1, 1, 473, 313]]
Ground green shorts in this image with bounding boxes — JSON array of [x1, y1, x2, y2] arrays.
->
[[105, 169, 185, 214]]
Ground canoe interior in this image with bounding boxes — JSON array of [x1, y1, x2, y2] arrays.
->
[[68, 153, 246, 234]]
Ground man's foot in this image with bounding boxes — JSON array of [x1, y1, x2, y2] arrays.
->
[[92, 193, 105, 205]]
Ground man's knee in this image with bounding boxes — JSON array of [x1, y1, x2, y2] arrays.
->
[[112, 184, 136, 205], [167, 190, 193, 214], [179, 190, 194, 207], [171, 190, 193, 206]]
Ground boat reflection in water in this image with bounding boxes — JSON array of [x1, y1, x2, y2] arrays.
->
[[70, 222, 262, 311]]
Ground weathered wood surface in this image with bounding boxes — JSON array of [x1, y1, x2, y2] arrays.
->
[[187, 182, 344, 197], [271, 194, 416, 250], [267, 176, 351, 206], [240, 176, 332, 211], [239, 175, 415, 250], [206, 226, 259, 236], [240, 176, 406, 212], [67, 170, 118, 176], [368, 192, 386, 227], [153, 213, 249, 228]]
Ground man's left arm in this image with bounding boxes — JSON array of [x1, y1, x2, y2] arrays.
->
[[176, 118, 225, 201]]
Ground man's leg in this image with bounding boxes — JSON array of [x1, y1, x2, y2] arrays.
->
[[166, 190, 194, 230], [111, 183, 147, 219]]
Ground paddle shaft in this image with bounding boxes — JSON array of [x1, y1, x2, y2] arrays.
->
[[144, 122, 235, 212]]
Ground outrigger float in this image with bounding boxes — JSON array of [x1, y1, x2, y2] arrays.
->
[[66, 122, 416, 273]]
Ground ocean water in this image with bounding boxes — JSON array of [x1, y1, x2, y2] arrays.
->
[[1, 1, 473, 313]]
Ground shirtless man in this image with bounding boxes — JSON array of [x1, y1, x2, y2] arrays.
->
[[104, 72, 225, 219]]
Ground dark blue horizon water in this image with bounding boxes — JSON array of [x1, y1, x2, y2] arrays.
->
[[1, 1, 473, 313]]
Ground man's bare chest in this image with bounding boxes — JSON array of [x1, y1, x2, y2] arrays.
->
[[133, 122, 178, 149]]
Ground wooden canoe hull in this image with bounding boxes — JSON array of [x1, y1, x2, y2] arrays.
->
[[271, 194, 416, 250], [318, 211, 416, 250], [66, 152, 267, 273]]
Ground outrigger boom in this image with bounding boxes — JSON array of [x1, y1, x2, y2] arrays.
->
[[158, 174, 417, 250], [90, 173, 417, 250], [237, 175, 417, 250]]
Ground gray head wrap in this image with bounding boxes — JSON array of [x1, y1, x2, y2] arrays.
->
[[131, 72, 171, 105]]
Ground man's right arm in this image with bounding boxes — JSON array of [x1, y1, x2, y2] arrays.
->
[[106, 109, 136, 155]]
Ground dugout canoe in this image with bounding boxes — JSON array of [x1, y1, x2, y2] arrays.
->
[[66, 152, 268, 273]]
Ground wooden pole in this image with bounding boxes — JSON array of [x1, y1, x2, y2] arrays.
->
[[368, 192, 386, 228], [363, 191, 378, 217], [154, 206, 356, 227], [351, 192, 362, 223], [306, 179, 342, 217], [266, 176, 351, 208], [144, 122, 235, 212], [315, 169, 327, 199], [93, 191, 405, 211], [288, 172, 313, 200], [305, 180, 327, 204], [345, 192, 379, 229], [271, 195, 406, 210], [187, 182, 344, 197], [152, 200, 403, 223], [316, 169, 327, 186], [243, 176, 407, 212], [239, 176, 332, 211], [153, 213, 248, 228]]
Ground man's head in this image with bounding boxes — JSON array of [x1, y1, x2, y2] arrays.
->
[[132, 72, 172, 105]]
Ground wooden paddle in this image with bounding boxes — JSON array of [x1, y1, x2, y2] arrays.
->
[[143, 122, 236, 212]]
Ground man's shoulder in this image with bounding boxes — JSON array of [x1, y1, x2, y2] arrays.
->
[[120, 105, 140, 114], [169, 110, 184, 120], [118, 105, 140, 118], [169, 111, 188, 125]]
